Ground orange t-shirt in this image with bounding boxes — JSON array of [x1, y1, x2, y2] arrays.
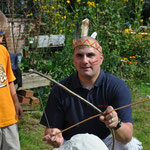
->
[[0, 45, 18, 127]]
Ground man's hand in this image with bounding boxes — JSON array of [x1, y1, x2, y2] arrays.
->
[[99, 106, 118, 129], [43, 128, 64, 148]]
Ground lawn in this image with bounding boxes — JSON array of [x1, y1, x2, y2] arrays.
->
[[18, 112, 52, 150], [132, 82, 150, 150], [19, 81, 150, 150]]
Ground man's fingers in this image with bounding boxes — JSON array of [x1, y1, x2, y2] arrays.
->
[[99, 106, 119, 129], [105, 106, 114, 114], [43, 135, 50, 141], [99, 115, 105, 121]]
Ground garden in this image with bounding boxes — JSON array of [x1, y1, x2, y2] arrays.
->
[[1, 0, 150, 149]]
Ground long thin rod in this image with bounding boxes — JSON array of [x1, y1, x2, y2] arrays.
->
[[111, 98, 150, 113], [53, 98, 150, 136], [29, 70, 102, 114]]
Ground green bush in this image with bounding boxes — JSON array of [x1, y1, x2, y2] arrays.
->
[[20, 0, 150, 102]]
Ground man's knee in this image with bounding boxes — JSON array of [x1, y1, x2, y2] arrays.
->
[[115, 137, 143, 150]]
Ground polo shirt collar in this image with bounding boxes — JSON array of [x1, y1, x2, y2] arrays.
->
[[94, 69, 105, 87], [72, 72, 82, 89]]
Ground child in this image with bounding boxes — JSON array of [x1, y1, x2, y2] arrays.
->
[[0, 29, 23, 150]]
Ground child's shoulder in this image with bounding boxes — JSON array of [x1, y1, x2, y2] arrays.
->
[[0, 44, 8, 52], [0, 44, 7, 50], [0, 45, 9, 57]]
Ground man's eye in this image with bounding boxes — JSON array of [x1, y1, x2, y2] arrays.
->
[[76, 54, 83, 57], [87, 53, 95, 57]]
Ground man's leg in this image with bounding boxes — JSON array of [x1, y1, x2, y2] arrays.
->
[[2, 124, 20, 150], [103, 134, 143, 150]]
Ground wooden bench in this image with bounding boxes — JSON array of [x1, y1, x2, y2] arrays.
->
[[16, 72, 51, 90]]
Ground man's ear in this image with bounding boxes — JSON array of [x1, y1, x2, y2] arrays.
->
[[100, 53, 104, 65]]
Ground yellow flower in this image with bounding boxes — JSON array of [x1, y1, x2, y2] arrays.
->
[[61, 16, 66, 19], [124, 29, 129, 33], [51, 6, 55, 9], [71, 24, 75, 26], [66, 0, 70, 3], [124, 0, 128, 2], [46, 10, 50, 13], [56, 13, 60, 16], [59, 29, 63, 34], [141, 0, 144, 2], [26, 13, 33, 17], [87, 1, 96, 8], [91, 2, 96, 7], [140, 19, 143, 23], [69, 29, 72, 32], [41, 6, 47, 9], [77, 0, 81, 2], [56, 21, 59, 24], [123, 28, 133, 33], [100, 11, 104, 14]]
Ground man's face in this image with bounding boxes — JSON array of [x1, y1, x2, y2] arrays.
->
[[73, 46, 103, 79]]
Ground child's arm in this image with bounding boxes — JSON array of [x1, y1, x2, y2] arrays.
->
[[9, 81, 23, 119]]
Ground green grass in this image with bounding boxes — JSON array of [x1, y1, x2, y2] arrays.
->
[[19, 81, 150, 150], [132, 81, 150, 150], [18, 112, 53, 150]]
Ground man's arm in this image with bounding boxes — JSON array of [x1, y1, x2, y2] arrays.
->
[[9, 81, 23, 119], [99, 106, 133, 144], [43, 127, 64, 148]]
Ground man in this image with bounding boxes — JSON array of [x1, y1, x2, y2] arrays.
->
[[40, 36, 142, 150], [0, 30, 23, 150]]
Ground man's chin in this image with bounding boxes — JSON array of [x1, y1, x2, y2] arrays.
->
[[81, 72, 92, 78]]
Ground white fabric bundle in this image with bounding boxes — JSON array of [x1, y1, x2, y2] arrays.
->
[[54, 133, 108, 150]]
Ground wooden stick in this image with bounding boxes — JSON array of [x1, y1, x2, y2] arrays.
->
[[54, 113, 103, 136], [53, 98, 150, 136], [29, 69, 102, 113], [111, 98, 150, 113]]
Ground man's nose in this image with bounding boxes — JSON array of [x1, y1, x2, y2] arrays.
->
[[82, 55, 88, 63]]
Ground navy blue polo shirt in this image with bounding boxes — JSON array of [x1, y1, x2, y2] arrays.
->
[[40, 70, 132, 140]]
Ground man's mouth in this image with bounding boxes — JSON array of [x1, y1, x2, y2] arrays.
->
[[81, 66, 91, 70]]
